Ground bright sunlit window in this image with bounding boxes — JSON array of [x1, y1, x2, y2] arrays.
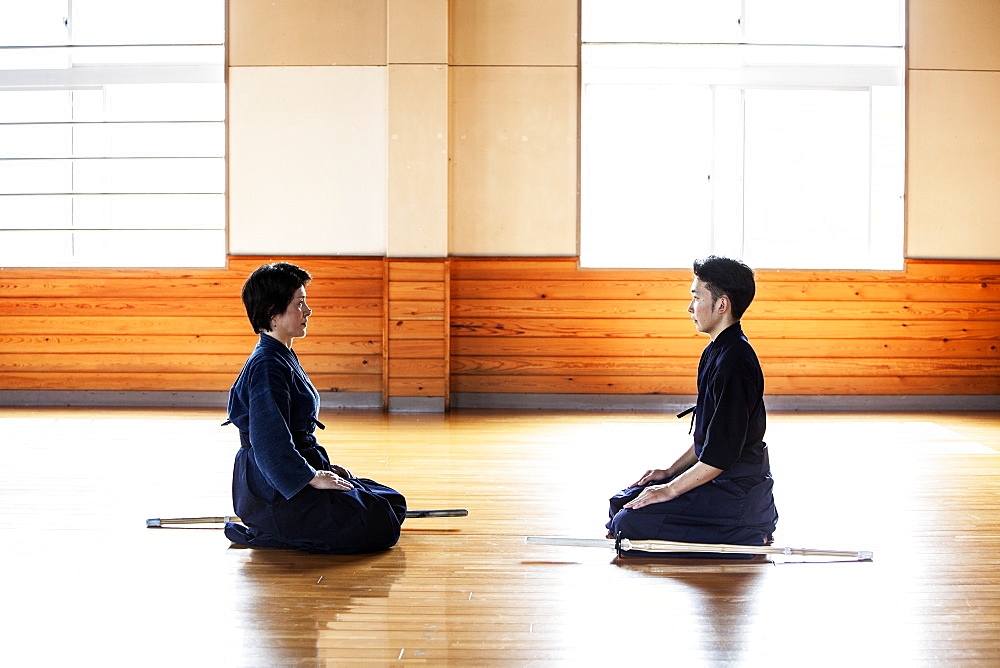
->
[[0, 1, 225, 268], [580, 1, 905, 270]]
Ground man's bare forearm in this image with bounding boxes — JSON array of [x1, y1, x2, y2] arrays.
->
[[664, 461, 722, 498], [665, 443, 699, 477], [624, 458, 723, 510]]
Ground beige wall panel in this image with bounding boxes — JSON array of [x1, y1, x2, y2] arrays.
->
[[388, 0, 448, 64], [229, 0, 387, 66], [388, 65, 449, 256], [228, 67, 388, 255], [450, 0, 578, 66], [449, 66, 578, 256], [907, 70, 1000, 260], [909, 0, 1000, 71]]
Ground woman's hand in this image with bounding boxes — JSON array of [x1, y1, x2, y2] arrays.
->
[[623, 483, 677, 509], [630, 468, 671, 488], [308, 470, 354, 491]]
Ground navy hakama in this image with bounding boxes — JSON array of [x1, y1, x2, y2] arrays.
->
[[607, 452, 777, 554], [607, 323, 778, 556], [224, 334, 406, 554]]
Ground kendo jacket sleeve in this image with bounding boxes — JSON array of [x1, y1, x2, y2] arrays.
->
[[246, 358, 317, 499]]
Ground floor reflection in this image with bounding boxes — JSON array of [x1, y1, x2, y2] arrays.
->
[[232, 546, 408, 665], [614, 557, 769, 661]]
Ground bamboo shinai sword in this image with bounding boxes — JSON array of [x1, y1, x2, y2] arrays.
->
[[526, 535, 873, 561]]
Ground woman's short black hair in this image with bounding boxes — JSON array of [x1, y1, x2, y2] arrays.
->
[[242, 262, 312, 333], [692, 255, 756, 320]]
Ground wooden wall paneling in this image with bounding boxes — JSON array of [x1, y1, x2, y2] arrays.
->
[[909, 0, 1000, 71], [451, 298, 1000, 320], [227, 256, 386, 278], [3, 353, 265, 374], [388, 320, 446, 339], [0, 335, 378, 356], [382, 261, 391, 409], [451, 336, 997, 360], [388, 377, 448, 396], [0, 373, 382, 393], [451, 257, 693, 397], [454, 278, 996, 302], [388, 300, 447, 319], [452, 258, 999, 284], [1, 256, 996, 402], [384, 258, 450, 409], [907, 70, 1000, 260], [448, 355, 997, 378], [450, 374, 995, 396], [0, 256, 386, 397], [386, 63, 450, 257], [388, 0, 449, 65], [293, 257, 385, 395], [0, 300, 380, 335], [228, 66, 389, 257], [449, 0, 579, 66], [228, 0, 387, 66], [449, 258, 1000, 397], [451, 317, 998, 341], [448, 67, 578, 256], [2, 316, 385, 337]]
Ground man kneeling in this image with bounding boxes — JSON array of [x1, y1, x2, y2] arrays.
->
[[607, 256, 778, 557]]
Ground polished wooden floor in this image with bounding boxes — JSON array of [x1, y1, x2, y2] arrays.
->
[[2, 407, 999, 666]]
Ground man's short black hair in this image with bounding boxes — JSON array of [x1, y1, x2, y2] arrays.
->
[[692, 255, 756, 321], [242, 262, 312, 333]]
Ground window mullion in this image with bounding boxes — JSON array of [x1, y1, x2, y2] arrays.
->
[[710, 86, 745, 262]]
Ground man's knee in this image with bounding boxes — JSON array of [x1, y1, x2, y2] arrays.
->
[[608, 507, 650, 538]]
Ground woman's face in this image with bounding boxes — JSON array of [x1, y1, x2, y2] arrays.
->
[[268, 285, 311, 346]]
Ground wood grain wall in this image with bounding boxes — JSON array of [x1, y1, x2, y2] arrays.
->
[[449, 258, 1000, 397], [0, 257, 384, 395], [1, 257, 997, 403], [385, 258, 450, 408]]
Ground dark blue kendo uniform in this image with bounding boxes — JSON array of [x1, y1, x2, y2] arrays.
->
[[607, 323, 778, 556], [224, 334, 406, 554]]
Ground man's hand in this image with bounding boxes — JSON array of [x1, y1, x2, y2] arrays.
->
[[625, 461, 724, 510], [624, 483, 677, 509], [630, 468, 671, 488], [330, 464, 354, 479], [308, 470, 354, 491]]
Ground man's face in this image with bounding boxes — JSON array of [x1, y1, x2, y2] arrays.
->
[[688, 278, 725, 338]]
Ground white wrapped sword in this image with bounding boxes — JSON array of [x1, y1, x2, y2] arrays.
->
[[526, 535, 873, 561]]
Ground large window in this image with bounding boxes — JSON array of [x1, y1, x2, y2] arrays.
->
[[0, 1, 225, 268], [580, 1, 905, 270]]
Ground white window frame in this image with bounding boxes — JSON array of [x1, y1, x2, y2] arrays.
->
[[0, 1, 226, 268], [579, 2, 906, 271]]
